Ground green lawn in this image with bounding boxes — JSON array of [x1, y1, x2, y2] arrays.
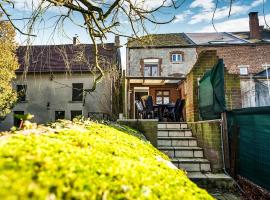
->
[[0, 120, 213, 199]]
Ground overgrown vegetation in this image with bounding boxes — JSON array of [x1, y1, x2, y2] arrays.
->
[[0, 120, 213, 199], [0, 13, 18, 118]]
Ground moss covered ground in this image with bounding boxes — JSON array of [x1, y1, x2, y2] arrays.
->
[[0, 120, 214, 199]]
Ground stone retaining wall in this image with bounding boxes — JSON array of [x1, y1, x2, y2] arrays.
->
[[117, 119, 158, 147]]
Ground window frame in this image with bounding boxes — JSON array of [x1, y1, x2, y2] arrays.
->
[[55, 111, 65, 121], [71, 110, 83, 120], [144, 63, 159, 77], [238, 65, 249, 75], [140, 58, 161, 77], [14, 111, 24, 127], [16, 85, 27, 102], [156, 90, 170, 104], [170, 51, 184, 63], [171, 53, 183, 63], [72, 83, 84, 101]]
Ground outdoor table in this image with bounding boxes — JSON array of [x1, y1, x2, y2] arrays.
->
[[154, 103, 175, 121]]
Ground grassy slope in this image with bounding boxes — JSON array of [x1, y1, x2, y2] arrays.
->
[[0, 121, 214, 200]]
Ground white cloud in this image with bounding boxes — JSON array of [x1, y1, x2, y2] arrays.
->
[[189, 0, 265, 24], [130, 0, 171, 10], [251, 0, 264, 7], [198, 14, 270, 32], [173, 10, 193, 23], [190, 0, 215, 12]]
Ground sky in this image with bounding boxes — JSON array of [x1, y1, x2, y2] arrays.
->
[[5, 0, 270, 67]]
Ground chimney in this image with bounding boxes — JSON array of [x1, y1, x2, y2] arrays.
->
[[73, 34, 79, 45], [114, 35, 120, 47], [249, 12, 261, 39]]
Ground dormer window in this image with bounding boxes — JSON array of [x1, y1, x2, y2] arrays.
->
[[170, 51, 184, 63]]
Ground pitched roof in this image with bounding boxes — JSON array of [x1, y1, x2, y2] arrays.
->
[[231, 29, 270, 43], [127, 33, 193, 48], [185, 32, 247, 45], [16, 43, 118, 73]]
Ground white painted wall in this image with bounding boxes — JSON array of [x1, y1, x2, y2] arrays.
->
[[128, 48, 197, 76], [0, 73, 112, 130]]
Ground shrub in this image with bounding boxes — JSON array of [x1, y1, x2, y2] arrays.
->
[[0, 121, 213, 199]]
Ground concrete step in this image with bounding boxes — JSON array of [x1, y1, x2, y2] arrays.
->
[[158, 129, 192, 137], [187, 172, 236, 190], [158, 146, 204, 158], [158, 123, 188, 129], [157, 136, 197, 147], [172, 158, 211, 172]]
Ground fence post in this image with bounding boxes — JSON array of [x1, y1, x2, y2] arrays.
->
[[230, 124, 240, 178], [221, 112, 231, 170]]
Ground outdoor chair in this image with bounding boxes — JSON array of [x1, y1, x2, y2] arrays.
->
[[168, 99, 185, 122], [145, 96, 156, 119], [135, 100, 146, 119]]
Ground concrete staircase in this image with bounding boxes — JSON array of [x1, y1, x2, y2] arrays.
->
[[157, 122, 235, 190]]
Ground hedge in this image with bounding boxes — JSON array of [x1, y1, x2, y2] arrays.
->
[[0, 120, 213, 199]]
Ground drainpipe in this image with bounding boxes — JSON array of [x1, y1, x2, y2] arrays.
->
[[264, 64, 270, 96]]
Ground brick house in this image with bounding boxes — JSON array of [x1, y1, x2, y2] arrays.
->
[[125, 12, 270, 121], [125, 33, 197, 119], [0, 37, 122, 130]]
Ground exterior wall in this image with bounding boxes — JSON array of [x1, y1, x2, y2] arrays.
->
[[188, 121, 223, 173], [196, 45, 270, 75], [185, 50, 219, 122], [128, 83, 180, 118], [0, 73, 112, 130], [117, 119, 158, 147], [128, 48, 197, 76], [241, 79, 256, 108], [185, 50, 242, 122]]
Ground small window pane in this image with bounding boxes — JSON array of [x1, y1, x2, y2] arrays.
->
[[55, 111, 65, 120], [156, 97, 163, 104], [17, 85, 27, 102], [71, 110, 82, 120], [144, 67, 151, 76], [156, 91, 162, 96], [239, 67, 248, 75], [152, 66, 158, 76], [14, 111, 24, 127], [163, 97, 170, 104], [163, 91, 170, 96], [172, 54, 182, 62], [72, 83, 83, 101]]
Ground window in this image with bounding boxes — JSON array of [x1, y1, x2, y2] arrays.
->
[[71, 110, 82, 120], [143, 58, 159, 77], [156, 90, 170, 104], [14, 111, 24, 127], [171, 54, 183, 62], [72, 83, 83, 101], [16, 85, 27, 102], [238, 65, 249, 75], [144, 64, 158, 76], [55, 111, 65, 120]]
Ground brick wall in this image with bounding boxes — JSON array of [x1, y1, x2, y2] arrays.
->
[[197, 45, 270, 75], [185, 50, 242, 122], [185, 50, 219, 122], [188, 121, 223, 173]]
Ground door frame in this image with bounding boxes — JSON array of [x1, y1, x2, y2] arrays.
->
[[133, 87, 149, 119]]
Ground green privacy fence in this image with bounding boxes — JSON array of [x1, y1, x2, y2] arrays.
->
[[227, 107, 270, 191], [199, 59, 226, 120]]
